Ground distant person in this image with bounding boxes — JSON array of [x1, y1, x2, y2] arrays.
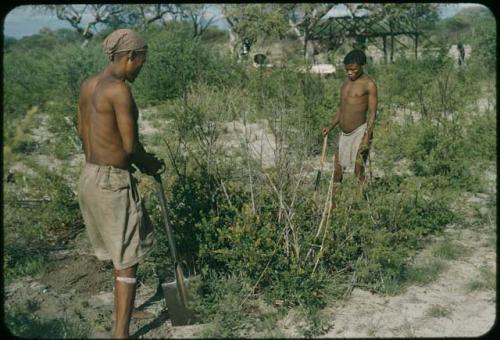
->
[[77, 28, 164, 339], [322, 49, 378, 208], [457, 42, 465, 66]]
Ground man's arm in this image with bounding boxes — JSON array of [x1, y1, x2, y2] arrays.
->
[[77, 83, 86, 138], [112, 83, 163, 174], [366, 79, 377, 138], [361, 80, 377, 148], [112, 82, 137, 155], [322, 110, 340, 136]]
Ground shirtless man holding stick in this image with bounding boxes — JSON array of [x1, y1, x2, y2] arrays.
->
[[322, 49, 378, 208]]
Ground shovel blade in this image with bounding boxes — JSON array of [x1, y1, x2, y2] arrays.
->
[[161, 276, 200, 326]]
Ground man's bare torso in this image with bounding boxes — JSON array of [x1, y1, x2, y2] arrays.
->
[[78, 73, 139, 169], [339, 74, 373, 133]]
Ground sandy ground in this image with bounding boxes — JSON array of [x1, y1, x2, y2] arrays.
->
[[220, 119, 279, 169], [319, 228, 496, 337]]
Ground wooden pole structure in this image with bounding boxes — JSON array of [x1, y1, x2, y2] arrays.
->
[[383, 35, 388, 64], [414, 33, 419, 60], [390, 34, 395, 62]]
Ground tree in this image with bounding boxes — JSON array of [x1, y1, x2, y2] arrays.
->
[[177, 4, 224, 38], [40, 5, 178, 47], [110, 4, 179, 30], [218, 4, 289, 59], [284, 3, 336, 61], [466, 7, 496, 69], [3, 36, 18, 51], [41, 5, 123, 47]]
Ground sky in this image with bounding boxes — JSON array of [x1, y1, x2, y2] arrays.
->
[[2, 3, 489, 39]]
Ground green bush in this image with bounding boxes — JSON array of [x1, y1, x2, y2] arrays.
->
[[465, 111, 496, 162], [3, 168, 84, 283], [133, 25, 242, 106], [379, 117, 481, 190], [5, 306, 90, 339]]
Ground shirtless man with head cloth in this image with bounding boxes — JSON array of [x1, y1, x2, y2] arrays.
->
[[77, 28, 164, 338], [322, 49, 378, 208]]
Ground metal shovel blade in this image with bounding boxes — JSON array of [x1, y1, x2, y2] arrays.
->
[[161, 263, 199, 326]]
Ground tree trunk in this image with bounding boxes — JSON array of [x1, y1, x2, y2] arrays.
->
[[383, 35, 388, 64], [305, 39, 315, 62], [303, 27, 310, 61], [414, 33, 418, 60], [390, 34, 394, 63], [228, 28, 238, 56], [80, 38, 90, 49], [390, 20, 394, 63]]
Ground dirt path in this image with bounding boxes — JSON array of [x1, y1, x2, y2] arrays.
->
[[319, 227, 495, 337]]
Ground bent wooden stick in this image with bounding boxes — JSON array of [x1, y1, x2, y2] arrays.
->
[[314, 134, 329, 192]]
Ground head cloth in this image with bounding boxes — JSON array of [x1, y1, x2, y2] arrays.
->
[[102, 29, 147, 61]]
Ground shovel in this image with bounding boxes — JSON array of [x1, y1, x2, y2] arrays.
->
[[154, 174, 199, 326]]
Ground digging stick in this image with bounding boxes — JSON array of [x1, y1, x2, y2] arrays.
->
[[313, 134, 328, 205]]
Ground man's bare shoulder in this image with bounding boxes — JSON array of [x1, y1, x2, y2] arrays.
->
[[93, 77, 132, 106], [98, 76, 130, 94], [364, 75, 376, 86], [80, 74, 99, 94], [360, 75, 376, 91]]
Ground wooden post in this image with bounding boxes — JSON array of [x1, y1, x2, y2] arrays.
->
[[383, 35, 388, 64], [390, 33, 394, 63], [414, 33, 418, 60], [389, 20, 394, 63]]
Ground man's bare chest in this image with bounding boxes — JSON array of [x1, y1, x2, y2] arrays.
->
[[342, 82, 368, 100]]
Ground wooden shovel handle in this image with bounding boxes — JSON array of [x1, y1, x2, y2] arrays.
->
[[320, 134, 328, 169], [154, 175, 179, 262]]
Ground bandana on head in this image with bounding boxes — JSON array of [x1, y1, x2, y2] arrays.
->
[[102, 29, 147, 61]]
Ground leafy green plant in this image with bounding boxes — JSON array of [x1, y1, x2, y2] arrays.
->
[[405, 258, 447, 286], [5, 307, 90, 339], [466, 265, 496, 292], [431, 239, 467, 260], [425, 304, 452, 318], [4, 167, 84, 283]]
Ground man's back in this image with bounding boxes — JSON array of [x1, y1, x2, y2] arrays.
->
[[78, 74, 134, 169]]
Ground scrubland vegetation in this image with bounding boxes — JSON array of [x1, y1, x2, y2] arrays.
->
[[3, 4, 495, 337]]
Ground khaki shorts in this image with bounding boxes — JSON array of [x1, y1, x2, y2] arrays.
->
[[77, 163, 155, 270]]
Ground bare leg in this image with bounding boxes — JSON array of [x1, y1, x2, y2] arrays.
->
[[113, 264, 138, 339]]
